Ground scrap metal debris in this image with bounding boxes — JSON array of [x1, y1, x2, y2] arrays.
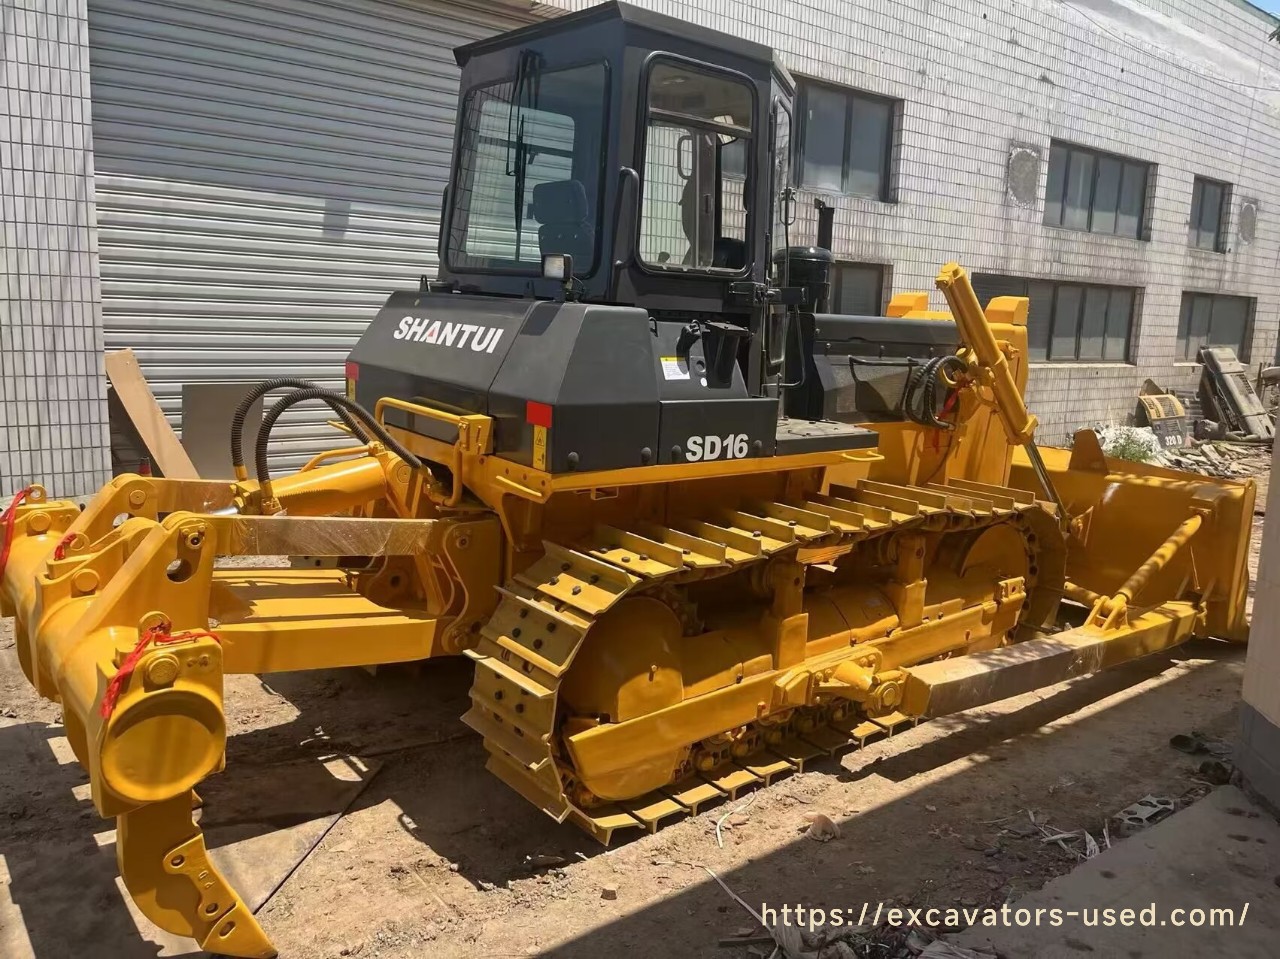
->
[[522, 853, 568, 872], [1197, 759, 1234, 785], [917, 944, 998, 959], [1198, 347, 1274, 442], [1170, 731, 1233, 758], [1157, 439, 1270, 477], [1018, 809, 1104, 861], [1083, 830, 1100, 858], [1113, 795, 1175, 831], [721, 920, 996, 959]]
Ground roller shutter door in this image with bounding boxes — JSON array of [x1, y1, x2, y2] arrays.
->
[[970, 272, 1054, 362], [88, 0, 539, 470]]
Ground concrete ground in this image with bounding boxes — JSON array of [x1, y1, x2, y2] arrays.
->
[[953, 784, 1280, 959]]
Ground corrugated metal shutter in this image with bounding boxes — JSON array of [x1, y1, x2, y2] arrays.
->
[[970, 272, 1028, 304], [971, 272, 1051, 361], [88, 0, 539, 470]]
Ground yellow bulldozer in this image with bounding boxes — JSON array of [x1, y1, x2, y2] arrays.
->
[[0, 3, 1256, 956]]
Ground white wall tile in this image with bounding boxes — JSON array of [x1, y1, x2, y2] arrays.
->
[[0, 0, 108, 495]]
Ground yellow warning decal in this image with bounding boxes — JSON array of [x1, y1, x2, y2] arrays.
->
[[533, 425, 548, 471]]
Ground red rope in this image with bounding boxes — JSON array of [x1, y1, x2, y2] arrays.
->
[[52, 532, 76, 561], [100, 625, 221, 720], [0, 486, 34, 582], [930, 388, 963, 453]]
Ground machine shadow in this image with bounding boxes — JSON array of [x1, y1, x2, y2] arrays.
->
[[217, 657, 607, 888], [0, 640, 1243, 957], [0, 720, 203, 959], [532, 651, 1246, 958], [221, 638, 1238, 892]]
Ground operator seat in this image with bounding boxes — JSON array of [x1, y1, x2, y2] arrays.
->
[[532, 179, 594, 266], [713, 237, 746, 269]]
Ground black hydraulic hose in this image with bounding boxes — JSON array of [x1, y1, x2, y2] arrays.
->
[[231, 378, 370, 476], [902, 354, 968, 429], [253, 388, 424, 494]]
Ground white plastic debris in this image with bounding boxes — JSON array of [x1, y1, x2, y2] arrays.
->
[[1094, 424, 1163, 463]]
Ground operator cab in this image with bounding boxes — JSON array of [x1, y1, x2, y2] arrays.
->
[[349, 2, 908, 474], [440, 1, 777, 314]]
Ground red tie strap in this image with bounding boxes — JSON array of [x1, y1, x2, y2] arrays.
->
[[100, 624, 221, 720], [0, 486, 34, 581], [52, 532, 77, 561]]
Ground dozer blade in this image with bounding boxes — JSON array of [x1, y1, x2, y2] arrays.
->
[[1012, 430, 1256, 642]]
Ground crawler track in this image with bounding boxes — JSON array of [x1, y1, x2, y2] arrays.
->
[[464, 478, 1060, 842]]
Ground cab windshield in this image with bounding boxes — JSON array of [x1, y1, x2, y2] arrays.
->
[[447, 60, 607, 275]]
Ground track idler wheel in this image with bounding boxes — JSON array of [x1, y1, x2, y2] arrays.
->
[[559, 596, 686, 801]]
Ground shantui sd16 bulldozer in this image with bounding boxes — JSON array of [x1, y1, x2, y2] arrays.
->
[[0, 4, 1257, 956]]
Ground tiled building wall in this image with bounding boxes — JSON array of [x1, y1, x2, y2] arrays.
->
[[549, 0, 1280, 442], [1, 0, 110, 496]]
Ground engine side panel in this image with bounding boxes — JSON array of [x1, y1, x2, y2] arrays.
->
[[352, 292, 799, 473], [348, 290, 529, 424], [786, 313, 961, 422]]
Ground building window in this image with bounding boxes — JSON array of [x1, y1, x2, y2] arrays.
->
[[1043, 141, 1150, 239], [831, 262, 885, 314], [797, 80, 897, 200], [1189, 177, 1230, 252], [1176, 292, 1252, 361], [971, 273, 1137, 363]]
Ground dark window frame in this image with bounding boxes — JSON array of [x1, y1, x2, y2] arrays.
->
[[830, 261, 888, 315], [1043, 140, 1152, 240], [1176, 291, 1253, 361], [971, 272, 1139, 364], [795, 78, 899, 202], [1189, 176, 1231, 253]]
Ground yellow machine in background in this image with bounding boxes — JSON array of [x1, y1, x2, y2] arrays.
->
[[0, 266, 1254, 957]]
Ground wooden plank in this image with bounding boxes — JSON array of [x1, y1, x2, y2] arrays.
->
[[104, 349, 200, 478]]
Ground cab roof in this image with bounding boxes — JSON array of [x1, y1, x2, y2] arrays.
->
[[453, 0, 774, 68]]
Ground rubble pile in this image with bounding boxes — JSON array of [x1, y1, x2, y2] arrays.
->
[[1086, 425, 1269, 479], [1155, 439, 1271, 478]]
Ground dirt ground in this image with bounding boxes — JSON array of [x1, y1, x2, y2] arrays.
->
[[0, 464, 1269, 958]]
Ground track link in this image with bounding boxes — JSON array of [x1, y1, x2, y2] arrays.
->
[[463, 477, 1052, 842]]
